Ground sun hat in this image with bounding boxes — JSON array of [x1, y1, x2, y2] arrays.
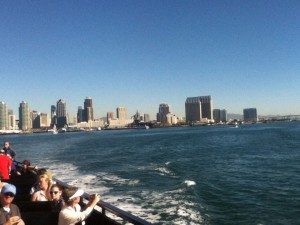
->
[[1, 184, 16, 195], [69, 189, 84, 200]]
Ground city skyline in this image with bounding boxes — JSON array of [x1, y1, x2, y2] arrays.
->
[[1, 1, 300, 118]]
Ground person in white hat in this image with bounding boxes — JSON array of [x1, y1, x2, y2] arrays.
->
[[0, 184, 25, 225], [58, 187, 100, 225]]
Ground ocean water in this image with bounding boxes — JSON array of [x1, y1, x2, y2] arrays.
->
[[3, 122, 300, 225]]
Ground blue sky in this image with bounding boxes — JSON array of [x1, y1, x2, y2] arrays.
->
[[1, 1, 300, 119]]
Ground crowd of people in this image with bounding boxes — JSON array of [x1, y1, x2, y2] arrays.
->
[[0, 141, 101, 225]]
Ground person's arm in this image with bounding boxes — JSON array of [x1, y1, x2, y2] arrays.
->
[[59, 206, 93, 224], [31, 192, 38, 201], [85, 194, 101, 208]]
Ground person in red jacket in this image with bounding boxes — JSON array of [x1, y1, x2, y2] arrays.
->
[[0, 150, 11, 180]]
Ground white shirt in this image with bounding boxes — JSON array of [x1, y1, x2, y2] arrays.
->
[[58, 204, 93, 225], [33, 190, 48, 201]]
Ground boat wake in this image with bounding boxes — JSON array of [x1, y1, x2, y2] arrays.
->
[[42, 160, 203, 224]]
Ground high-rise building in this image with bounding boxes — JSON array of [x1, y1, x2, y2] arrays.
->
[[31, 110, 40, 128], [157, 104, 171, 124], [213, 109, 221, 123], [50, 105, 56, 126], [220, 109, 227, 122], [185, 97, 201, 123], [9, 115, 16, 130], [0, 101, 8, 130], [77, 106, 84, 123], [243, 108, 258, 122], [56, 99, 67, 128], [144, 114, 150, 122], [213, 109, 227, 123], [84, 97, 93, 122], [8, 109, 15, 129], [117, 107, 127, 122], [40, 113, 50, 127], [185, 96, 213, 123], [107, 112, 114, 122], [19, 101, 31, 130]]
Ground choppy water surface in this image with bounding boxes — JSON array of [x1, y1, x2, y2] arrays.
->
[[3, 122, 300, 225]]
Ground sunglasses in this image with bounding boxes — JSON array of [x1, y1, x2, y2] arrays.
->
[[4, 193, 15, 198], [50, 191, 59, 195]]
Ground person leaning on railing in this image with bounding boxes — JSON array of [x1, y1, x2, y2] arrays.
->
[[58, 187, 100, 225]]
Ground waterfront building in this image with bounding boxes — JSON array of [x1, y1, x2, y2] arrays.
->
[[243, 108, 258, 122], [31, 110, 40, 128], [185, 96, 213, 123], [117, 107, 127, 122], [51, 105, 56, 126], [108, 117, 134, 128], [144, 114, 150, 122], [77, 119, 105, 129], [157, 104, 171, 124], [9, 115, 16, 130], [84, 97, 93, 122], [166, 113, 178, 125], [77, 106, 84, 123], [185, 97, 201, 122], [213, 109, 227, 123], [107, 112, 114, 122], [0, 101, 9, 130], [56, 99, 67, 128], [106, 107, 132, 128], [40, 113, 50, 127], [220, 109, 227, 122], [19, 101, 31, 130], [213, 109, 221, 123]]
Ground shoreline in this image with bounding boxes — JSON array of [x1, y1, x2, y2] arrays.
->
[[1, 119, 298, 136]]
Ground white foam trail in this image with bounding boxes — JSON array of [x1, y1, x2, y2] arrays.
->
[[184, 180, 196, 186], [39, 161, 202, 224]]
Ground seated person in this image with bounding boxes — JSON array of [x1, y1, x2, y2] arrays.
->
[[7, 155, 20, 177], [31, 174, 52, 201], [50, 184, 64, 212], [0, 172, 7, 192], [0, 184, 25, 225], [30, 169, 54, 195], [0, 150, 11, 180], [18, 160, 38, 175], [58, 187, 100, 225]]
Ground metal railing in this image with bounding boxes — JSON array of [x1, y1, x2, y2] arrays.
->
[[15, 161, 152, 225]]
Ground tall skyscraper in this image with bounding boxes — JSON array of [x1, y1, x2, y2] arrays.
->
[[157, 104, 171, 124], [185, 97, 201, 123], [117, 107, 127, 121], [84, 97, 93, 122], [77, 106, 84, 123], [0, 101, 8, 130], [243, 108, 258, 122], [185, 96, 213, 123], [19, 101, 31, 130], [56, 99, 67, 128], [50, 105, 57, 126]]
